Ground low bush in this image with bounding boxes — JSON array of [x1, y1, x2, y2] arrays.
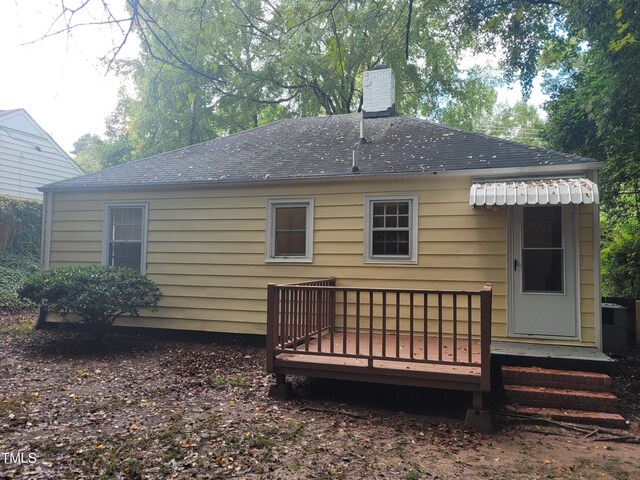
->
[[602, 218, 640, 299], [0, 250, 39, 310], [20, 265, 162, 328]]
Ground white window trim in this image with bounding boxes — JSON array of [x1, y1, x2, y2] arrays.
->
[[265, 198, 314, 263], [102, 202, 149, 274], [364, 194, 418, 264]]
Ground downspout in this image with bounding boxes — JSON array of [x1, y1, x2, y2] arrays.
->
[[36, 191, 53, 329]]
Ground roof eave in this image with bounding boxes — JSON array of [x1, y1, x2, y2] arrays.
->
[[39, 161, 604, 194]]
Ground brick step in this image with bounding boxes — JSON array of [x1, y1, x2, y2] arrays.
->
[[501, 366, 613, 392], [504, 385, 619, 413], [504, 404, 628, 429]]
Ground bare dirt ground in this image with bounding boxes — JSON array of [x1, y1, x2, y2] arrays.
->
[[1, 311, 639, 480]]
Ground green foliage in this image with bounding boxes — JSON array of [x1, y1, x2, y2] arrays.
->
[[541, 0, 640, 220], [19, 265, 162, 327], [481, 101, 546, 147], [0, 250, 39, 310], [601, 218, 640, 299], [458, 0, 561, 97], [437, 70, 499, 130], [459, 1, 640, 219], [78, 0, 502, 168], [0, 196, 41, 310], [0, 195, 42, 255], [71, 133, 108, 173]]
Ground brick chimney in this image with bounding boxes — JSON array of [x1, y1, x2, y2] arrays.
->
[[362, 65, 395, 118]]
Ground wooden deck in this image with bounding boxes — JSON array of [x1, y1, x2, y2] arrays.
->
[[266, 279, 493, 406], [275, 332, 482, 390]]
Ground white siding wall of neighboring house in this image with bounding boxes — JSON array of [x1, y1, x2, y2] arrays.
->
[[0, 110, 83, 200]]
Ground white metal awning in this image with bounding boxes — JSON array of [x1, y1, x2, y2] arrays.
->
[[469, 178, 599, 206]]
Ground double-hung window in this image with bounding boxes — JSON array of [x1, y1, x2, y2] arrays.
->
[[266, 199, 314, 262], [103, 204, 148, 273], [364, 195, 418, 263]]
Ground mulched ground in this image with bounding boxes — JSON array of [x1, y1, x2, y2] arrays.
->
[[1, 310, 639, 480]]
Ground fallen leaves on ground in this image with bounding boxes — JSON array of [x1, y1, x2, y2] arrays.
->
[[1, 311, 639, 479]]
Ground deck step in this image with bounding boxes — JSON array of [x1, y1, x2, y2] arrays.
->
[[504, 405, 628, 429], [504, 385, 619, 413], [501, 366, 613, 392]]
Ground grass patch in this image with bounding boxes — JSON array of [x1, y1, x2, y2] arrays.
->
[[0, 393, 33, 415], [405, 468, 424, 480], [159, 423, 188, 463], [5, 322, 35, 336], [208, 373, 249, 389], [95, 438, 152, 480]]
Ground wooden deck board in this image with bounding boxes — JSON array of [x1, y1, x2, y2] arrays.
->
[[276, 332, 482, 378]]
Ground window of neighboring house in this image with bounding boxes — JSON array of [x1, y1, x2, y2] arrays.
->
[[266, 199, 314, 262], [364, 195, 418, 263], [103, 204, 148, 273]]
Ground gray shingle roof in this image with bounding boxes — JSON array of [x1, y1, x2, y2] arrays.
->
[[42, 113, 601, 191]]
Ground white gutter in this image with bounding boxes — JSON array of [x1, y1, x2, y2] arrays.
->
[[39, 162, 605, 194]]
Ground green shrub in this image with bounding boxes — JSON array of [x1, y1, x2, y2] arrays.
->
[[0, 195, 42, 256], [19, 265, 162, 327], [0, 250, 39, 310], [601, 218, 640, 299]]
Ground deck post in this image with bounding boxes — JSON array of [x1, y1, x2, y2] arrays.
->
[[465, 283, 494, 433], [268, 373, 294, 400], [266, 283, 278, 373], [472, 391, 483, 410], [465, 404, 493, 433], [480, 283, 493, 392]]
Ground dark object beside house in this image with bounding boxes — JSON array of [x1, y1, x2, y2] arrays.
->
[[602, 302, 628, 356]]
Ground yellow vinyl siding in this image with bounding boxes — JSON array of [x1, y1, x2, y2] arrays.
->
[[579, 203, 596, 344], [46, 175, 595, 346]]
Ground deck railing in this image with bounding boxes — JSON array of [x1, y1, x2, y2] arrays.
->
[[267, 279, 493, 391]]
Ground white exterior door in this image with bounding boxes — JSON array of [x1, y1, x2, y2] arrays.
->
[[511, 205, 578, 338]]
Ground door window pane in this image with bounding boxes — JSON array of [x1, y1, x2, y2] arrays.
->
[[521, 206, 564, 293], [523, 206, 561, 248], [523, 250, 564, 293]]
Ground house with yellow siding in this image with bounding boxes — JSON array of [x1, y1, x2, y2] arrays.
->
[[39, 67, 614, 418]]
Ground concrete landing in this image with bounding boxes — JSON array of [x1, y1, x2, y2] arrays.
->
[[492, 342, 615, 373]]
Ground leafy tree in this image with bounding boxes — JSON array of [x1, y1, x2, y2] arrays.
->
[[480, 101, 546, 147], [71, 133, 105, 173], [436, 69, 499, 130], [601, 217, 640, 299], [20, 265, 162, 328], [71, 0, 509, 167], [458, 1, 640, 219], [542, 3, 639, 220], [457, 0, 562, 97]]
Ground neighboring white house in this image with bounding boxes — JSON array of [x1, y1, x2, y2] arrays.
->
[[0, 109, 83, 200]]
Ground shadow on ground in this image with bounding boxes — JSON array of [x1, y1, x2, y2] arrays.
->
[[291, 376, 473, 418]]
